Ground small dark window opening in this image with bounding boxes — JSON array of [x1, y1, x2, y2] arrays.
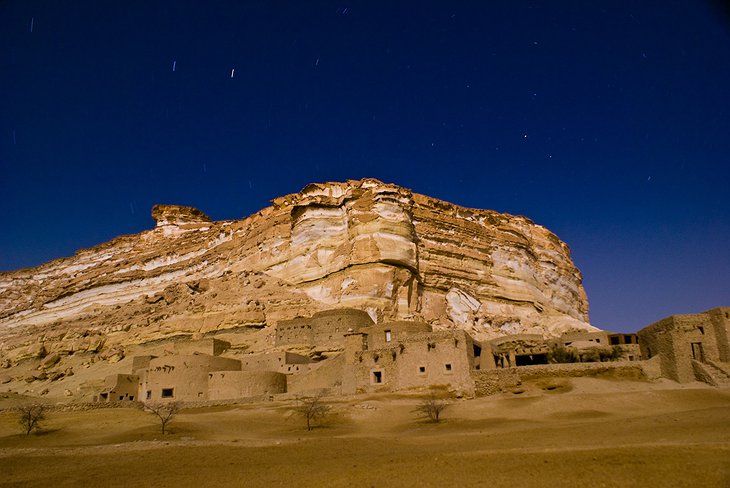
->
[[129, 396, 134, 401], [418, 366, 426, 373], [373, 371, 383, 384], [473, 343, 482, 357], [100, 393, 108, 401], [610, 336, 620, 345], [595, 339, 601, 343], [445, 363, 452, 371], [698, 326, 704, 335], [515, 354, 548, 366], [624, 335, 634, 344], [119, 395, 124, 401], [161, 388, 174, 398], [146, 390, 152, 400]]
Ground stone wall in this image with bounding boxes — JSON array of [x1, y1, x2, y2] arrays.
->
[[287, 354, 346, 394], [638, 308, 730, 383], [239, 351, 310, 374], [708, 308, 730, 361], [140, 355, 241, 402], [99, 374, 139, 402], [346, 330, 474, 395], [471, 368, 521, 396], [472, 361, 646, 396], [208, 371, 286, 400], [367, 320, 432, 349], [275, 309, 374, 348]]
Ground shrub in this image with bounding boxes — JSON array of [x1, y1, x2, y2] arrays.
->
[[580, 349, 601, 363], [296, 391, 331, 431], [547, 345, 578, 364], [414, 395, 448, 423]]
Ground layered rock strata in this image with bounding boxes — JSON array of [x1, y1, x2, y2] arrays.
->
[[0, 179, 595, 366]]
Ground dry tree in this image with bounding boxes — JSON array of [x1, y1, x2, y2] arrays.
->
[[16, 403, 48, 435], [145, 402, 181, 435], [414, 395, 448, 423], [296, 391, 331, 431]]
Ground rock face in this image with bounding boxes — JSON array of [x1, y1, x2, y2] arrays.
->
[[0, 179, 595, 365], [151, 204, 212, 228]]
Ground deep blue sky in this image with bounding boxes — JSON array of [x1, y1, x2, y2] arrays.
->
[[1, 1, 728, 332]]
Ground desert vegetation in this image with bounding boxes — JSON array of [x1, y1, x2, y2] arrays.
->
[[414, 395, 449, 423], [16, 403, 48, 435], [145, 402, 180, 435], [295, 391, 331, 431], [548, 345, 624, 364]]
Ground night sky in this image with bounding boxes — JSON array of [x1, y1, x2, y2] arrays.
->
[[1, 1, 729, 332]]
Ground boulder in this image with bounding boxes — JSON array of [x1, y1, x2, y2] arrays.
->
[[40, 353, 61, 369]]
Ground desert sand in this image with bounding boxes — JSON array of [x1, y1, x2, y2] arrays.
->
[[1, 377, 729, 487]]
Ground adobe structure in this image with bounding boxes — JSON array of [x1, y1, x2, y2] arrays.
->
[[637, 307, 730, 386], [91, 307, 730, 404]]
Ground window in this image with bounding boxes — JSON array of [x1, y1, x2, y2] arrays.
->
[[161, 388, 174, 398], [129, 396, 134, 401], [418, 366, 426, 374], [146, 390, 152, 400], [698, 326, 704, 335], [445, 363, 452, 372], [372, 371, 383, 384], [119, 396, 124, 401], [385, 330, 392, 342]]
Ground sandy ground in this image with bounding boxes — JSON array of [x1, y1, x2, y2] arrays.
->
[[0, 377, 729, 487]]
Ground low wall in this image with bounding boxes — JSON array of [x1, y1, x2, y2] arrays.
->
[[0, 401, 145, 413], [472, 361, 647, 396], [472, 369, 521, 396]]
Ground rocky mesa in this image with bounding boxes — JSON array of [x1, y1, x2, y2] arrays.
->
[[0, 178, 595, 368]]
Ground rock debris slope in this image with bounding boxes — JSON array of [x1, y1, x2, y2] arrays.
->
[[0, 179, 595, 364]]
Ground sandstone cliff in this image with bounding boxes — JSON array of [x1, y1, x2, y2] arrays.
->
[[0, 179, 595, 367]]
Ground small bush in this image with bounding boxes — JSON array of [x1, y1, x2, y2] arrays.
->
[[548, 345, 578, 364], [414, 395, 448, 423], [602, 345, 624, 361], [296, 391, 331, 431], [580, 349, 601, 363]]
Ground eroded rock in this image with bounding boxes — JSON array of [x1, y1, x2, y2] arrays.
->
[[0, 179, 596, 365]]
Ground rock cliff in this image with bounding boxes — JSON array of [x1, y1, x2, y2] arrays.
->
[[0, 179, 595, 367]]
